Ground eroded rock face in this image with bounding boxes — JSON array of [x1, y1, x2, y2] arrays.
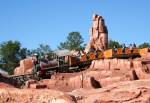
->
[[14, 58, 34, 75], [133, 60, 150, 79], [36, 57, 150, 92], [70, 79, 150, 103], [1, 80, 150, 103], [1, 56, 150, 103], [1, 14, 150, 103], [0, 82, 14, 88], [0, 88, 75, 103], [85, 14, 108, 52]]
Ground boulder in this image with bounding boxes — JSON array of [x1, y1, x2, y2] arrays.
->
[[14, 58, 34, 75], [133, 60, 150, 79], [0, 82, 14, 88]]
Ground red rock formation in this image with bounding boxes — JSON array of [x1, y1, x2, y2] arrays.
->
[[0, 82, 14, 88], [85, 14, 108, 52], [1, 14, 150, 103], [0, 80, 150, 103], [35, 56, 150, 91], [133, 60, 150, 79], [14, 58, 34, 75], [0, 88, 75, 103], [1, 54, 150, 103], [70, 79, 150, 103]]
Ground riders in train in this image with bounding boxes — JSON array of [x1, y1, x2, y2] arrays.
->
[[32, 53, 40, 65], [133, 43, 136, 48], [40, 54, 55, 69], [128, 43, 137, 53], [76, 51, 81, 57], [113, 45, 117, 53], [122, 44, 126, 53], [32, 53, 50, 73], [32, 53, 41, 73], [129, 44, 133, 52], [76, 50, 86, 60]]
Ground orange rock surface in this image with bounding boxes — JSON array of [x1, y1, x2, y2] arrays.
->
[[0, 88, 75, 103], [85, 14, 108, 52], [0, 80, 150, 103], [14, 58, 34, 75], [1, 14, 150, 103], [1, 54, 150, 103]]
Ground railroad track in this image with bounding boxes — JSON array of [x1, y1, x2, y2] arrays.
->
[[0, 61, 91, 88]]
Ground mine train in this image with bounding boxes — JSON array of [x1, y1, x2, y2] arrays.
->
[[3, 47, 149, 88], [38, 47, 150, 75]]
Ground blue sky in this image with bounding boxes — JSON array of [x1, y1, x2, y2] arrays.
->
[[0, 0, 150, 50]]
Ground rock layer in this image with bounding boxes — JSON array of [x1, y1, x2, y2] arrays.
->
[[70, 79, 150, 103], [0, 88, 75, 103], [0, 80, 150, 103], [38, 58, 148, 91], [14, 58, 34, 75], [85, 14, 108, 52]]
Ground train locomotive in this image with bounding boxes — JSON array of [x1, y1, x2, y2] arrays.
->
[[36, 47, 150, 78]]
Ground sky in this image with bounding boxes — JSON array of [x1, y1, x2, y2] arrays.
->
[[0, 0, 150, 50]]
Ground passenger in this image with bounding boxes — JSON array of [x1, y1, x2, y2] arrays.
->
[[113, 45, 117, 54], [40, 54, 50, 68], [32, 53, 41, 73], [38, 54, 51, 78], [76, 51, 81, 61], [101, 46, 105, 51], [133, 43, 136, 48], [122, 44, 126, 53], [77, 51, 81, 56], [96, 50, 101, 58], [129, 44, 133, 50], [32, 53, 38, 64], [79, 50, 86, 60], [129, 44, 133, 51], [81, 50, 86, 56]]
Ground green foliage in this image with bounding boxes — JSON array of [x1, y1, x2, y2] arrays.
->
[[108, 40, 122, 49], [32, 44, 52, 57], [138, 42, 150, 48], [19, 48, 31, 59], [58, 32, 84, 51], [0, 41, 52, 74], [0, 41, 21, 74]]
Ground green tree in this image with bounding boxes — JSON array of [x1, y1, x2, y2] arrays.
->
[[19, 48, 31, 59], [108, 40, 122, 49], [32, 44, 52, 57], [58, 32, 84, 51], [138, 42, 150, 48], [0, 41, 21, 74]]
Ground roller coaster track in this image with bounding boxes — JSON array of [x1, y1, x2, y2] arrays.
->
[[0, 66, 73, 88], [0, 73, 39, 88], [0, 60, 91, 88]]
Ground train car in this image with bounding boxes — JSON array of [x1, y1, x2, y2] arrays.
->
[[33, 47, 150, 79], [42, 48, 150, 70], [103, 48, 140, 59], [139, 48, 150, 56], [8, 47, 150, 88]]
